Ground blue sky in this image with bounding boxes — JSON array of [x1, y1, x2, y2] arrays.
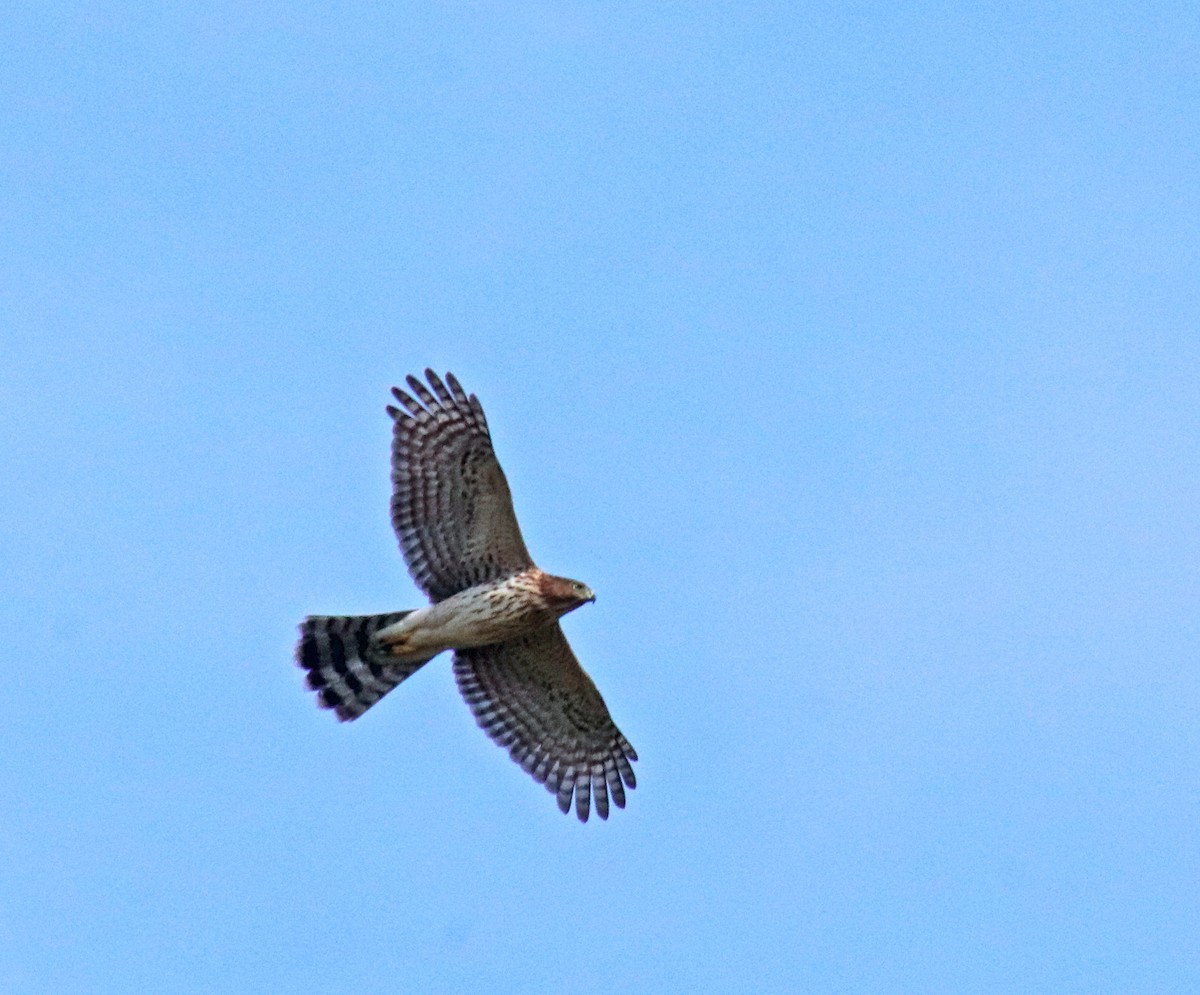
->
[[3, 2, 1199, 991]]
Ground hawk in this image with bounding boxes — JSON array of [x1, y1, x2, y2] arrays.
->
[[296, 369, 637, 822]]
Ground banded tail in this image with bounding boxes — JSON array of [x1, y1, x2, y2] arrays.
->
[[296, 611, 435, 721]]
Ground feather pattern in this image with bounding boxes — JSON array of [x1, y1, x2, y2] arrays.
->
[[453, 624, 638, 822], [387, 369, 534, 603], [297, 612, 434, 721]]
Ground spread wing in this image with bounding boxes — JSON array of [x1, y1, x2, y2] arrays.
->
[[453, 625, 638, 822], [388, 370, 534, 602]]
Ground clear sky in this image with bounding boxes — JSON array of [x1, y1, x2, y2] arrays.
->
[[3, 3, 1199, 992]]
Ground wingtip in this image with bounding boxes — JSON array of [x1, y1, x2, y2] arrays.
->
[[389, 384, 423, 419], [425, 368, 458, 396]]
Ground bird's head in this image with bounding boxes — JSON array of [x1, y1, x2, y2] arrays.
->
[[539, 573, 596, 617]]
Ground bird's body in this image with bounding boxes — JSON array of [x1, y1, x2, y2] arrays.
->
[[373, 567, 586, 662], [295, 370, 637, 821]]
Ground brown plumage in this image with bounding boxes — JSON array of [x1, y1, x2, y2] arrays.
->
[[296, 370, 637, 822]]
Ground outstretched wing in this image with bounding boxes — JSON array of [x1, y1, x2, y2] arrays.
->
[[453, 625, 638, 822], [388, 369, 534, 602]]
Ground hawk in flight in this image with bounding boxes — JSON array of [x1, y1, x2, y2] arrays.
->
[[296, 370, 637, 821]]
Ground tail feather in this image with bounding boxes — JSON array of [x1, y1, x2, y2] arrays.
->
[[296, 611, 434, 721]]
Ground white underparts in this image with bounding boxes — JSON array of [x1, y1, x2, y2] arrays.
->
[[375, 570, 554, 661]]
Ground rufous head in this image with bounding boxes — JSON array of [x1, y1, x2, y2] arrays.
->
[[539, 573, 596, 617]]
